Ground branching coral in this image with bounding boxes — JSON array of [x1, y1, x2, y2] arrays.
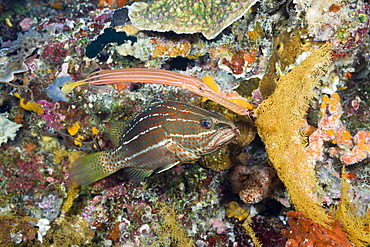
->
[[154, 203, 194, 247], [281, 210, 351, 247], [255, 43, 333, 226], [43, 216, 94, 246], [128, 0, 259, 39], [335, 171, 370, 246], [226, 201, 262, 247]]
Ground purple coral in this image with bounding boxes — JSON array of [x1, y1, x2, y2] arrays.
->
[[37, 100, 66, 130]]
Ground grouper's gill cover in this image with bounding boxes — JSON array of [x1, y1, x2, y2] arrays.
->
[[69, 101, 240, 185]]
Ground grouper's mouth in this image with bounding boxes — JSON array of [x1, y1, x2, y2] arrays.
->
[[212, 127, 240, 148]]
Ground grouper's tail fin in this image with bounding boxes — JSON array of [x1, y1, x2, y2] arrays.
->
[[69, 151, 116, 185]]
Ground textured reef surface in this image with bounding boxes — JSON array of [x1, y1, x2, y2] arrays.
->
[[0, 0, 370, 246]]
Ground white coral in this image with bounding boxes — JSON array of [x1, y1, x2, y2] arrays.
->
[[0, 114, 22, 146]]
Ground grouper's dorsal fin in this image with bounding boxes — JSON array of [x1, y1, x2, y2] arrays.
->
[[106, 121, 126, 147]]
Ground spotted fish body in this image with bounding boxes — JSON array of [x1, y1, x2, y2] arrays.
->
[[70, 101, 239, 185]]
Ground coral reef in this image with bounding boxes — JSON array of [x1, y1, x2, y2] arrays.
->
[[0, 0, 370, 246], [258, 28, 317, 98], [242, 218, 262, 247], [200, 145, 235, 171], [226, 201, 250, 221], [0, 54, 28, 83], [226, 201, 263, 246], [43, 216, 94, 246], [298, 0, 370, 52], [85, 28, 137, 58], [14, 93, 44, 115], [151, 38, 192, 58], [200, 111, 256, 171]]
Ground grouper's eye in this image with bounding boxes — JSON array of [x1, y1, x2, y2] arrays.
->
[[200, 119, 213, 129]]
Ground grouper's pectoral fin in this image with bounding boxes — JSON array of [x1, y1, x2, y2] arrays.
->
[[125, 168, 154, 182], [106, 121, 127, 147], [155, 143, 181, 173], [156, 161, 180, 173]]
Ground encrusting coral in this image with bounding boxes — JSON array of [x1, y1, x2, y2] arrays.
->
[[226, 201, 249, 221], [281, 210, 352, 247], [226, 201, 262, 246], [306, 92, 370, 165], [255, 43, 333, 226], [229, 165, 279, 204], [127, 0, 259, 39]]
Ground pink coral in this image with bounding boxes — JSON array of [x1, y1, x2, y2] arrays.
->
[[341, 131, 370, 165], [306, 92, 370, 165], [19, 18, 34, 31], [37, 100, 66, 130], [209, 218, 227, 234]]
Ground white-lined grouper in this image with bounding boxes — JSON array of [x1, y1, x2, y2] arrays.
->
[[69, 101, 239, 185]]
